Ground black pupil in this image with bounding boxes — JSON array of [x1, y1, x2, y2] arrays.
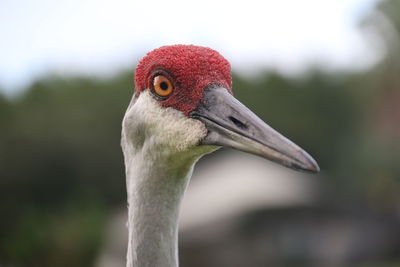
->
[[160, 81, 169, 90]]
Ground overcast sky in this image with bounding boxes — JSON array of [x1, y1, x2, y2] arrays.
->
[[0, 0, 380, 95]]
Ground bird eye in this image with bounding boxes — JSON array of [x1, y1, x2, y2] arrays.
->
[[153, 75, 174, 97]]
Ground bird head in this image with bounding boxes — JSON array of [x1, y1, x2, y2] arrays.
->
[[123, 44, 319, 173]]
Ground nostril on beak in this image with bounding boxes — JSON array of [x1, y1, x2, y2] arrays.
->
[[229, 116, 248, 130]]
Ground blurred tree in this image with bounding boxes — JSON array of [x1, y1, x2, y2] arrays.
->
[[0, 73, 132, 266]]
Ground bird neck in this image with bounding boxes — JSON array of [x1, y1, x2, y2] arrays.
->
[[121, 91, 217, 267], [123, 145, 207, 267]]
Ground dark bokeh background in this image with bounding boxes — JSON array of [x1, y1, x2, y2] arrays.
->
[[1, 1, 400, 266]]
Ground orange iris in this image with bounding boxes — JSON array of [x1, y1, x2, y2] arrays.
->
[[153, 75, 174, 97]]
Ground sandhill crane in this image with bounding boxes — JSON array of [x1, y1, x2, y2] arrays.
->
[[121, 44, 319, 267]]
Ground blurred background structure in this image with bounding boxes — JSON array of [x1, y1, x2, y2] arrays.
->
[[1, 0, 400, 266]]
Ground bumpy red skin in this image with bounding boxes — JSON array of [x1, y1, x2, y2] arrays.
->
[[134, 45, 232, 116]]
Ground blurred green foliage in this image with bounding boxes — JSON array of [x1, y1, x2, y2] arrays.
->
[[0, 74, 132, 266], [0, 0, 399, 266]]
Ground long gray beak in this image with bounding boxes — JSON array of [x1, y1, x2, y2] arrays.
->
[[191, 86, 320, 173]]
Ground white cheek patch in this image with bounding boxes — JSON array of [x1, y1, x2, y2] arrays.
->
[[123, 90, 208, 152]]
